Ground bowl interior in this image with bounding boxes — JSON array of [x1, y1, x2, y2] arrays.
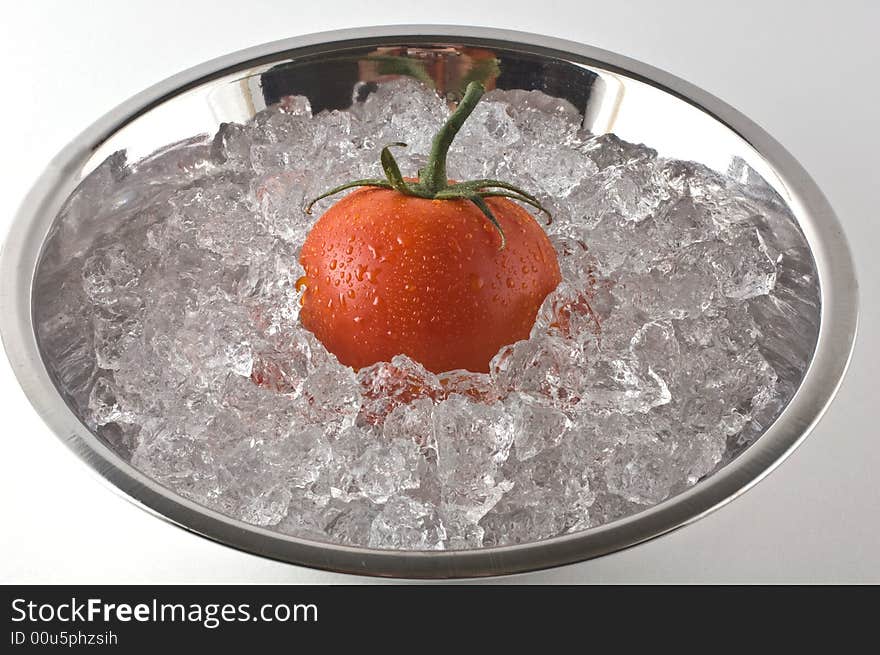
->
[[86, 41, 787, 193]]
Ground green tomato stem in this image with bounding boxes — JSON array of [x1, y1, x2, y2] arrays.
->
[[304, 81, 552, 249], [419, 81, 485, 195]]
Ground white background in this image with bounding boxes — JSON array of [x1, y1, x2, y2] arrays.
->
[[1, 0, 877, 583]]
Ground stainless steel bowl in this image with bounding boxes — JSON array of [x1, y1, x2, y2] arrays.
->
[[0, 26, 858, 578]]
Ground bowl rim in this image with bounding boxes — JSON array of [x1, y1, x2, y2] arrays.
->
[[0, 25, 859, 579]]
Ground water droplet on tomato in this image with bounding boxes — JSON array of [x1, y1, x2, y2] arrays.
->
[[347, 289, 356, 299], [294, 276, 308, 292], [355, 265, 366, 281], [372, 296, 380, 306], [506, 277, 515, 288], [329, 259, 337, 270], [469, 273, 485, 291]]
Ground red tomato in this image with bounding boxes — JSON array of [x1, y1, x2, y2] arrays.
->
[[298, 187, 561, 373]]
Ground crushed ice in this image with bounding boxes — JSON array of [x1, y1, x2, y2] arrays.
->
[[34, 79, 820, 549]]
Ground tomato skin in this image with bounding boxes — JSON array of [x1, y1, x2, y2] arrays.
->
[[298, 186, 561, 373]]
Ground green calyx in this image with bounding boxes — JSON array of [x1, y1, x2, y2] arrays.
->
[[304, 81, 551, 250]]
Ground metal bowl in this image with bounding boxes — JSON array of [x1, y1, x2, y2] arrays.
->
[[0, 26, 858, 578]]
